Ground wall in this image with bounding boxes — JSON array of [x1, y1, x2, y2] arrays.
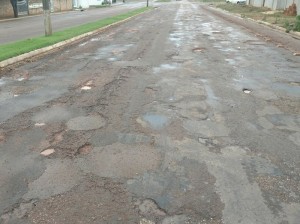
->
[[252, 0, 263, 7], [28, 0, 43, 15], [53, 0, 73, 11], [28, 0, 73, 15], [248, 0, 299, 15], [0, 0, 14, 18]]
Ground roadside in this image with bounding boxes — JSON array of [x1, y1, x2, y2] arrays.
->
[[0, 7, 151, 67], [200, 4, 300, 53], [194, 1, 300, 39], [0, 1, 147, 45]]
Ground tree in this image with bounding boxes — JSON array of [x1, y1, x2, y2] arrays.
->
[[10, 0, 18, 18], [42, 0, 52, 36]]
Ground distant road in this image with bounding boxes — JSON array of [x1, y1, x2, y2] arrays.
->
[[0, 1, 146, 44]]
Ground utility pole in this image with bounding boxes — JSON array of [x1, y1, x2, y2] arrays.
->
[[42, 0, 52, 36], [147, 0, 149, 7]]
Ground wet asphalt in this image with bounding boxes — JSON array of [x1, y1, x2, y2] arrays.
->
[[0, 1, 300, 224]]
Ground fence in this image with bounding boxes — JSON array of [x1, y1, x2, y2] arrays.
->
[[247, 0, 300, 15]]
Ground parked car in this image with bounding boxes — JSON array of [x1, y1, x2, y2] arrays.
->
[[226, 0, 246, 4]]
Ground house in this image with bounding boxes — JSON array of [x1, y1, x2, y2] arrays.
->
[[1, 0, 74, 18], [247, 0, 300, 15]]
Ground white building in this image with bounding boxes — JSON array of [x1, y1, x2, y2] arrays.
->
[[73, 0, 111, 9]]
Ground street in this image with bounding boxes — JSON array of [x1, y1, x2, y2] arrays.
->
[[0, 1, 146, 44], [1, 1, 300, 223]]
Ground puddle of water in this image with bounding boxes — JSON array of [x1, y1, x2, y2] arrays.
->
[[81, 86, 91, 90], [273, 83, 300, 97], [91, 38, 101, 42], [142, 113, 169, 129], [225, 58, 236, 65], [35, 122, 46, 127], [201, 79, 219, 106], [79, 42, 88, 47], [153, 63, 179, 74], [29, 76, 45, 81], [193, 47, 206, 53], [0, 78, 5, 86], [108, 57, 117, 62]]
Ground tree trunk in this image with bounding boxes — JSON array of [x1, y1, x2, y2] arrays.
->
[[10, 0, 18, 18]]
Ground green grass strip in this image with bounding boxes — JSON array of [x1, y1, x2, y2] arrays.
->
[[0, 7, 151, 62]]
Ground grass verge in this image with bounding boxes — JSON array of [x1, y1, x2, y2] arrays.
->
[[216, 3, 297, 30], [0, 7, 151, 62]]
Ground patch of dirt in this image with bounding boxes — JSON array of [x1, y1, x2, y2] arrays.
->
[[78, 143, 162, 178], [28, 175, 140, 224], [78, 144, 93, 155], [271, 98, 300, 114], [256, 174, 300, 204], [52, 130, 92, 158], [165, 120, 186, 140]]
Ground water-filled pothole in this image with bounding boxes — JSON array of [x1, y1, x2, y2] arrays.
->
[[142, 113, 169, 129], [192, 47, 206, 53]]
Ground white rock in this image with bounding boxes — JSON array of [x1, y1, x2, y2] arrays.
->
[[81, 86, 91, 90], [40, 149, 55, 156]]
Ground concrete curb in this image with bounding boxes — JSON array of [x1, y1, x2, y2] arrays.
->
[[0, 9, 150, 68], [206, 5, 300, 40]]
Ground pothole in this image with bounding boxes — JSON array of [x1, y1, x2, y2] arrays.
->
[[67, 115, 106, 131], [243, 88, 252, 94], [78, 144, 93, 155], [212, 31, 223, 34], [192, 47, 206, 53]]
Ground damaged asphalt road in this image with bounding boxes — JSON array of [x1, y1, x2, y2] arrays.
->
[[0, 1, 300, 223]]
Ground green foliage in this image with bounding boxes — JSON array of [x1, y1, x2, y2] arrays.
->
[[293, 15, 300, 31], [0, 8, 151, 62], [284, 20, 292, 32], [102, 0, 111, 5], [284, 16, 300, 32]]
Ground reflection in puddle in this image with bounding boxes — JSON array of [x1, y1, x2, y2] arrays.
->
[[29, 76, 45, 81], [201, 79, 219, 106], [0, 78, 5, 86], [153, 63, 179, 74], [143, 113, 169, 129]]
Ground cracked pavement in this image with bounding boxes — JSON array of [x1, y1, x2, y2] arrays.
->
[[0, 1, 300, 223]]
